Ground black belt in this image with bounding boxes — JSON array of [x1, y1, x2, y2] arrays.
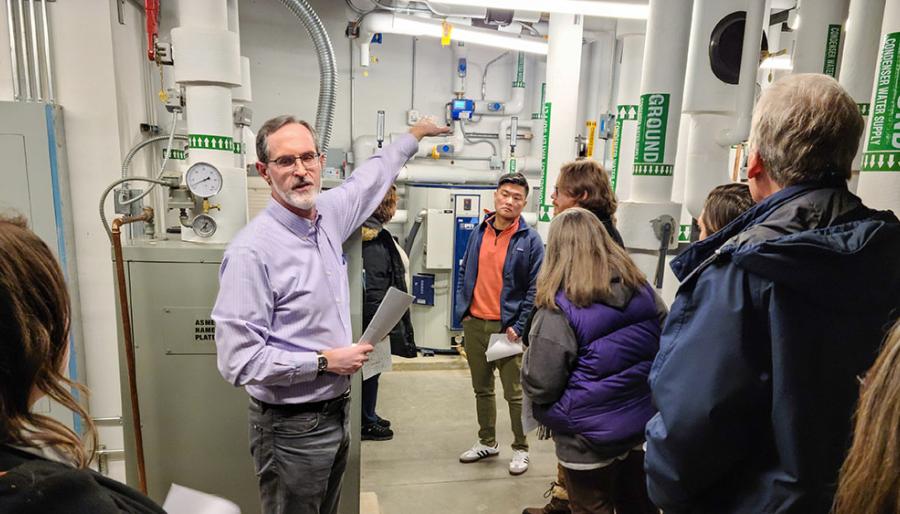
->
[[254, 391, 350, 415]]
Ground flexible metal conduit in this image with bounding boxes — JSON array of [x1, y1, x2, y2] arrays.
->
[[278, 0, 337, 154]]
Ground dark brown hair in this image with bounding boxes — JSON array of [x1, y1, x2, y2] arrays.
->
[[498, 172, 530, 196], [833, 319, 900, 514], [372, 185, 398, 224], [0, 216, 96, 467], [700, 183, 754, 235], [558, 160, 617, 217]]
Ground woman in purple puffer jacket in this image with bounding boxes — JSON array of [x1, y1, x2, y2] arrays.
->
[[521, 207, 666, 514]]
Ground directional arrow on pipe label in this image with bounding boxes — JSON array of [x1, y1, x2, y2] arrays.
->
[[189, 134, 235, 152]]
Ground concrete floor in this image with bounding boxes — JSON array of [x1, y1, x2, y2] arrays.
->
[[360, 366, 558, 514]]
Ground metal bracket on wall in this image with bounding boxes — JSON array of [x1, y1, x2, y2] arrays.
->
[[91, 417, 124, 477]]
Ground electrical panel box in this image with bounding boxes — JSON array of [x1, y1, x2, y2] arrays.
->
[[425, 208, 454, 269], [450, 194, 481, 330], [412, 273, 435, 306]]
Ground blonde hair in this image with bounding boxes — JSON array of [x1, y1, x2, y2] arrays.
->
[[558, 160, 617, 217], [0, 216, 96, 468], [750, 74, 863, 186], [535, 208, 646, 310], [833, 319, 900, 514]]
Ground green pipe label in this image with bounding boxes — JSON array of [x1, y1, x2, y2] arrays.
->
[[163, 148, 186, 160], [513, 52, 525, 88], [678, 224, 691, 242], [539, 101, 552, 222], [859, 103, 871, 116], [862, 32, 900, 172], [610, 104, 638, 192], [823, 24, 842, 77], [633, 93, 673, 176], [532, 83, 546, 120], [189, 134, 235, 152], [233, 142, 243, 154]]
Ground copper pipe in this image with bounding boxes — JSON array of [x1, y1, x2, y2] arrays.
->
[[110, 207, 153, 494]]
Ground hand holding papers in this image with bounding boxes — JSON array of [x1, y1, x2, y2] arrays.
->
[[163, 483, 241, 514], [485, 332, 524, 362]]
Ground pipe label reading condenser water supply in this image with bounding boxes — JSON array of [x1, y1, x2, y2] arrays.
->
[[539, 101, 553, 222], [823, 24, 842, 78], [633, 93, 673, 176], [862, 32, 900, 173]]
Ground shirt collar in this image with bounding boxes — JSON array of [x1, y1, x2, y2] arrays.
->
[[266, 197, 320, 238]]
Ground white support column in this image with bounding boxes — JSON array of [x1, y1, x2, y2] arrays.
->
[[610, 20, 645, 201], [840, 0, 887, 192], [618, 0, 692, 280], [172, 0, 246, 243], [858, 0, 900, 213], [537, 13, 583, 236], [791, 0, 851, 77]]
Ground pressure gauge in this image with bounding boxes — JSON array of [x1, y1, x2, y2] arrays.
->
[[185, 162, 223, 198], [191, 214, 218, 238]]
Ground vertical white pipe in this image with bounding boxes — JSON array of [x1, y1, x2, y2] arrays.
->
[[585, 40, 603, 159], [857, 0, 900, 213], [628, 0, 692, 205], [16, 0, 29, 100], [611, 21, 645, 200], [537, 13, 584, 234], [39, 0, 51, 101], [792, 0, 851, 76], [453, 42, 467, 97], [27, 0, 38, 100], [840, 0, 887, 192], [6, 0, 19, 100]]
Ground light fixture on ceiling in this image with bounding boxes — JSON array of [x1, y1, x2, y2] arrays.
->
[[429, 0, 650, 20]]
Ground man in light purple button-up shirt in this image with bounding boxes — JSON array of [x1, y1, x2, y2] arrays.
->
[[212, 115, 448, 514]]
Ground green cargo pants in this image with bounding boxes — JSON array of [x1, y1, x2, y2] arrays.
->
[[462, 317, 528, 451]]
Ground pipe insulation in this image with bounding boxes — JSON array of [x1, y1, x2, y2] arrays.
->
[[791, 0, 851, 76], [839, 0, 887, 192], [278, 0, 337, 154], [610, 20, 646, 200], [537, 13, 584, 236], [857, 0, 900, 213]]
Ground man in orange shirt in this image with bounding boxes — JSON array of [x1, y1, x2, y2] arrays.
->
[[454, 173, 544, 476]]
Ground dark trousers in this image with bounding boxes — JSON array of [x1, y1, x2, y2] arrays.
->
[[361, 373, 380, 426], [248, 398, 350, 514], [561, 450, 658, 514]]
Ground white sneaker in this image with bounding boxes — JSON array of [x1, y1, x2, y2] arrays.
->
[[459, 442, 500, 463], [509, 450, 529, 475]]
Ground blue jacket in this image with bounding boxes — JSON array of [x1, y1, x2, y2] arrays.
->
[[645, 181, 900, 514], [455, 214, 544, 335]]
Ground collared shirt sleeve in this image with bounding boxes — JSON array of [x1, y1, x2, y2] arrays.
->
[[320, 133, 419, 242], [212, 246, 318, 387]]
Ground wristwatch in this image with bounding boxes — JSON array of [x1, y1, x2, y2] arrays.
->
[[316, 352, 328, 375]]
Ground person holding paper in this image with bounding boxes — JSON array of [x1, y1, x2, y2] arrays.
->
[[212, 116, 448, 514], [521, 208, 665, 514], [454, 173, 544, 476], [360, 185, 417, 441]]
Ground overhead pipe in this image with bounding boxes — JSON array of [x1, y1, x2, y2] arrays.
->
[[278, 0, 337, 154], [27, 0, 39, 100], [857, 0, 900, 213], [16, 0, 30, 100], [791, 0, 851, 76], [839, 0, 887, 192], [609, 20, 646, 199], [39, 0, 51, 101], [6, 0, 19, 100]]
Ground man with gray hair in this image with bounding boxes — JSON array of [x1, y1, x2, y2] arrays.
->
[[213, 116, 448, 514], [645, 74, 900, 513]]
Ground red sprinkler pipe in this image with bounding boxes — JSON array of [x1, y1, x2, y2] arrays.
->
[[145, 0, 160, 61]]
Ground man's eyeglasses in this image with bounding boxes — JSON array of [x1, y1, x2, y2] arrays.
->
[[268, 152, 320, 170]]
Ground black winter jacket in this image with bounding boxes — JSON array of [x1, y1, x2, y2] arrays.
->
[[645, 181, 900, 513], [362, 228, 417, 358]]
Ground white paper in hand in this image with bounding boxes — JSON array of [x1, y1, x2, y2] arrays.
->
[[485, 333, 524, 362], [359, 287, 414, 346], [162, 483, 241, 514]]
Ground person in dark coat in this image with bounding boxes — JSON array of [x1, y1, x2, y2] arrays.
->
[[646, 73, 900, 514], [524, 158, 623, 514], [0, 216, 164, 513], [360, 185, 417, 441], [521, 208, 666, 514]]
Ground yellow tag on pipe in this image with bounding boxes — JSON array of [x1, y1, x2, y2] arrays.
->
[[432, 146, 440, 159], [441, 21, 453, 47], [586, 121, 597, 158]]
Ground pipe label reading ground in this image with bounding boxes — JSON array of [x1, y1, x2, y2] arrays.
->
[[823, 24, 842, 77], [633, 93, 673, 176], [539, 101, 553, 222], [189, 134, 235, 152], [862, 32, 900, 172], [611, 104, 639, 191]]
